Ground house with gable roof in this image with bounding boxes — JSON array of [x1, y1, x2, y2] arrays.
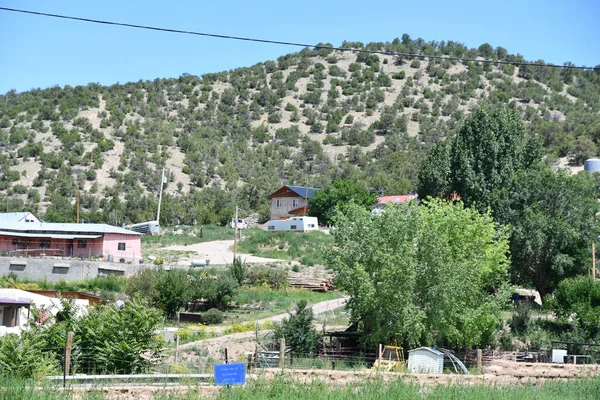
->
[[267, 185, 320, 220]]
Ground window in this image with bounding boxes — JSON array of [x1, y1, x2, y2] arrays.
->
[[292, 199, 299, 207], [118, 242, 126, 251], [275, 199, 282, 208], [12, 239, 19, 246], [308, 224, 315, 228], [268, 225, 275, 230], [40, 239, 50, 249], [290, 225, 297, 230], [77, 240, 87, 248]]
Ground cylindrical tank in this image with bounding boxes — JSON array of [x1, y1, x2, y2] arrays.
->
[[584, 158, 600, 173]]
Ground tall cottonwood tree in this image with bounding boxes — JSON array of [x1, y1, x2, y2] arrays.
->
[[418, 106, 542, 210], [493, 165, 600, 296], [327, 199, 510, 349]]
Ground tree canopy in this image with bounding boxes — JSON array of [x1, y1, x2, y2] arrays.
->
[[327, 199, 510, 349], [308, 179, 378, 225], [493, 165, 599, 296], [418, 106, 542, 210]]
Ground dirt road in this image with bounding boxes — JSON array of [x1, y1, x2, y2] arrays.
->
[[164, 240, 280, 265], [174, 297, 349, 364], [256, 297, 348, 324]]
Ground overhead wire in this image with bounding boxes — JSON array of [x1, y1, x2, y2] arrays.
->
[[0, 6, 597, 71]]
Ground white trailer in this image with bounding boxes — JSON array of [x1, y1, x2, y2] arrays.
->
[[266, 216, 319, 232]]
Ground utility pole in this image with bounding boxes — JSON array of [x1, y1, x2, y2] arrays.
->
[[593, 242, 596, 280], [76, 190, 80, 224], [156, 168, 165, 224], [303, 179, 309, 216], [233, 206, 239, 263]]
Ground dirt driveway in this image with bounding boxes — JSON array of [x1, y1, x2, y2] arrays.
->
[[164, 240, 280, 265]]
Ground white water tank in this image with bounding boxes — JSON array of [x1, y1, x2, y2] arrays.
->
[[584, 158, 600, 173]]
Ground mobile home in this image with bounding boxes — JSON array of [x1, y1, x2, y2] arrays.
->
[[266, 216, 319, 232]]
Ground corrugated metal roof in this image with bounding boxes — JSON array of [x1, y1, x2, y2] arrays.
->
[[286, 186, 320, 199], [0, 212, 32, 223], [408, 347, 444, 356], [0, 231, 101, 239], [0, 221, 141, 236]]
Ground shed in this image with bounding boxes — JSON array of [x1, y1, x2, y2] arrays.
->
[[407, 347, 444, 374]]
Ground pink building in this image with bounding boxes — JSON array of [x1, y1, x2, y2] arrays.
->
[[0, 213, 142, 262]]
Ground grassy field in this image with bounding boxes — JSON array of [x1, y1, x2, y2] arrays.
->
[[229, 286, 344, 321], [3, 377, 600, 400], [237, 230, 334, 266]]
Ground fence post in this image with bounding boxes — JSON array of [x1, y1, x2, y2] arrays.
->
[[279, 338, 285, 369], [63, 331, 74, 388], [377, 343, 382, 373], [174, 334, 180, 364], [476, 349, 483, 372]]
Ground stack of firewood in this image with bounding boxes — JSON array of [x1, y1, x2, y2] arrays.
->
[[287, 277, 335, 292]]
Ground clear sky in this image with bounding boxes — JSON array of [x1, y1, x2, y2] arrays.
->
[[0, 0, 598, 94]]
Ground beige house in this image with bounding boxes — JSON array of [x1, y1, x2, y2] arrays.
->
[[267, 185, 320, 220]]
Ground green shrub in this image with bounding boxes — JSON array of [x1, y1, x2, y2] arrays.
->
[[203, 308, 224, 324], [552, 276, 600, 340], [246, 267, 288, 289], [273, 300, 320, 355], [392, 71, 406, 80]]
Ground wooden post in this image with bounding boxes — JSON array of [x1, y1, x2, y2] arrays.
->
[[233, 206, 239, 263], [593, 242, 596, 280], [174, 334, 180, 363], [63, 331, 74, 388], [225, 348, 229, 364], [476, 349, 483, 372], [279, 338, 285, 369], [377, 343, 382, 373]]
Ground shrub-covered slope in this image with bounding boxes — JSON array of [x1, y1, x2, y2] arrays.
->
[[1, 36, 599, 225]]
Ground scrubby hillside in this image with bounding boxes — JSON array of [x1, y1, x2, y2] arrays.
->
[[1, 36, 599, 225]]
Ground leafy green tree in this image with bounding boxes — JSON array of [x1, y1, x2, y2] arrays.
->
[[273, 300, 320, 355], [417, 140, 451, 198], [309, 179, 378, 225], [152, 268, 191, 319], [419, 107, 541, 211], [551, 276, 600, 341], [327, 199, 510, 348], [493, 166, 599, 296]]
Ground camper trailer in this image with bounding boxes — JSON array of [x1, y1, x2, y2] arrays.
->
[[129, 220, 161, 235], [266, 216, 319, 232]]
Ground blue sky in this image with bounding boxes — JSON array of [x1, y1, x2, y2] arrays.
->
[[0, 0, 598, 94]]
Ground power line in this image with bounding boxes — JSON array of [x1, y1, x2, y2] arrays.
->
[[0, 6, 597, 71]]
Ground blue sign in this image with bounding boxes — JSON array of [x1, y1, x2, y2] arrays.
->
[[214, 363, 246, 385]]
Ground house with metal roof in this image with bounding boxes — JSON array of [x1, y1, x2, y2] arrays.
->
[[267, 185, 320, 220], [0, 213, 142, 261], [0, 212, 40, 224]]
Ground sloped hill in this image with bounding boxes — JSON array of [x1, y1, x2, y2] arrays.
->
[[0, 36, 599, 225]]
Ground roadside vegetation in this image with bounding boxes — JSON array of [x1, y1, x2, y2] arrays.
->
[[1, 376, 600, 399]]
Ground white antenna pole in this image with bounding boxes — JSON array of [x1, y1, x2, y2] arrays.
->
[[157, 168, 165, 223]]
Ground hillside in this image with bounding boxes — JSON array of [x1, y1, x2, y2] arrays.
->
[[1, 36, 599, 225]]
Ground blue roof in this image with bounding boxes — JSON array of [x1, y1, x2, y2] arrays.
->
[[286, 186, 320, 199]]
